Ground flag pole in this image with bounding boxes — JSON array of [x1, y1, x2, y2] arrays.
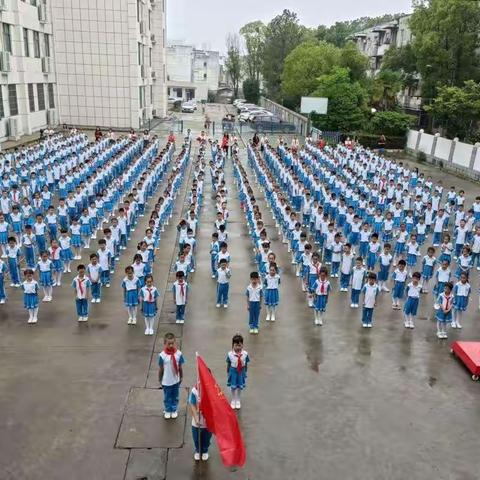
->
[[195, 352, 201, 459]]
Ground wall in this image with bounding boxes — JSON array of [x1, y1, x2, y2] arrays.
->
[[406, 129, 480, 181], [259, 97, 308, 136]]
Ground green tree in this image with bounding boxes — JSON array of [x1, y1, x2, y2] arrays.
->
[[410, 0, 480, 99], [262, 10, 306, 101], [368, 111, 416, 136], [425, 80, 480, 140], [239, 21, 266, 83], [381, 44, 418, 88], [225, 33, 242, 98], [311, 67, 367, 131], [339, 41, 369, 82], [242, 78, 260, 104], [281, 41, 340, 107], [368, 69, 403, 110]]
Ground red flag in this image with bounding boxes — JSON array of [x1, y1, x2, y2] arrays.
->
[[197, 354, 246, 468]]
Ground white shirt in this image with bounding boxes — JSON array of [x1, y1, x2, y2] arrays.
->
[[216, 268, 231, 284], [340, 254, 354, 274], [246, 284, 262, 302], [22, 279, 38, 294], [406, 282, 422, 298], [72, 276, 90, 299], [351, 267, 366, 290], [158, 349, 184, 386], [363, 284, 379, 308], [264, 274, 280, 289], [173, 281, 188, 305]]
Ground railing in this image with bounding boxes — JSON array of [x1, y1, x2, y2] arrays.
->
[[259, 97, 309, 136]]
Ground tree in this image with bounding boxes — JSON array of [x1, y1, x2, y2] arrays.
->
[[242, 78, 260, 104], [239, 21, 266, 83], [368, 69, 403, 110], [368, 111, 416, 136], [381, 44, 419, 89], [281, 41, 340, 107], [225, 33, 242, 98], [425, 80, 480, 141], [262, 10, 306, 101], [339, 41, 369, 83], [311, 67, 368, 131], [410, 0, 480, 99]]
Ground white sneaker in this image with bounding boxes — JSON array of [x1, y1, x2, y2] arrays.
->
[[253, 328, 259, 334], [367, 324, 372, 328], [144, 328, 149, 335], [437, 331, 442, 338], [127, 318, 132, 325], [194, 453, 200, 461], [164, 411, 171, 419], [382, 286, 390, 292], [176, 319, 184, 324], [132, 318, 137, 325], [31, 316, 38, 324], [235, 400, 241, 409], [0, 299, 4, 304], [456, 323, 462, 329], [249, 328, 254, 334], [216, 304, 221, 308], [362, 323, 367, 328], [230, 400, 236, 409], [266, 312, 271, 321], [451, 322, 457, 329], [201, 453, 209, 461], [78, 317, 83, 322], [350, 303, 355, 308], [43, 296, 49, 302], [171, 411, 178, 419], [271, 313, 276, 321], [83, 316, 88, 322], [223, 304, 228, 308]]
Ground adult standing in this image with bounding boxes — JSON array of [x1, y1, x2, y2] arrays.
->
[[189, 383, 213, 461]]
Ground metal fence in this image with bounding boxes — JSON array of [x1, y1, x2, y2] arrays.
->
[[311, 127, 341, 145], [146, 116, 184, 135]]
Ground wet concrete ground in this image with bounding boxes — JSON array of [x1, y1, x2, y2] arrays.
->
[[1, 106, 480, 480]]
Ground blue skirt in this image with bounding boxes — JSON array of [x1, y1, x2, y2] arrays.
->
[[227, 366, 247, 389], [0, 231, 8, 244], [265, 288, 279, 306], [71, 234, 82, 247], [12, 221, 23, 234], [314, 294, 329, 312], [52, 259, 63, 272], [80, 224, 91, 236], [24, 292, 39, 309], [407, 253, 418, 266], [61, 248, 73, 261], [403, 297, 419, 315], [124, 289, 139, 306], [394, 242, 405, 255], [436, 309, 452, 323], [142, 300, 157, 317], [308, 273, 317, 292], [454, 295, 468, 311], [422, 264, 433, 279], [392, 281, 406, 299], [39, 270, 53, 286]]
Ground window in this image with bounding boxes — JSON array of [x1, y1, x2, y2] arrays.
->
[[23, 29, 30, 57], [139, 86, 144, 108], [8, 84, 18, 116], [3, 24, 12, 53], [37, 83, 45, 110], [148, 10, 151, 30], [28, 83, 35, 112], [0, 87, 4, 119], [44, 34, 50, 57], [33, 31, 40, 58], [138, 43, 142, 65], [137, 0, 142, 21], [203, 62, 207, 67], [30, 0, 37, 5], [48, 83, 54, 108]]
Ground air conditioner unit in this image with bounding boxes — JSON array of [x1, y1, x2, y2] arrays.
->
[[38, 2, 47, 23], [150, 34, 156, 44], [0, 51, 10, 73], [46, 109, 56, 125], [139, 20, 145, 35], [0, 0, 8, 12], [151, 70, 156, 79], [8, 117, 19, 140], [41, 57, 50, 74]]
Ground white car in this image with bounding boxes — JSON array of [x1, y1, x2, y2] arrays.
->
[[248, 111, 273, 122], [233, 99, 246, 107], [181, 102, 195, 113]]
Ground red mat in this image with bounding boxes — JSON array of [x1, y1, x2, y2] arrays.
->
[[451, 341, 480, 380]]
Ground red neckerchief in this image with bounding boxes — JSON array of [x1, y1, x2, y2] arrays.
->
[[320, 280, 326, 294], [164, 347, 178, 375], [78, 278, 85, 296], [235, 352, 243, 374], [179, 282, 185, 298], [147, 287, 153, 302]]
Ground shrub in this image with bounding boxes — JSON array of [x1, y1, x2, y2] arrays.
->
[[368, 110, 416, 137]]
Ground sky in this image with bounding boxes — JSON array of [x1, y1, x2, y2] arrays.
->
[[166, 0, 413, 53]]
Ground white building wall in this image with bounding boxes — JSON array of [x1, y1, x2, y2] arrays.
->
[[167, 45, 192, 82], [0, 0, 57, 143], [51, 0, 166, 129]]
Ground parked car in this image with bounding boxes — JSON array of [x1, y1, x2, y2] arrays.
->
[[237, 103, 257, 114], [248, 111, 273, 122], [181, 102, 196, 113], [233, 99, 246, 107], [253, 116, 296, 133], [239, 109, 267, 122]]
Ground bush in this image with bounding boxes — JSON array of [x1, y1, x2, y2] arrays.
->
[[344, 131, 406, 150], [242, 78, 260, 104], [368, 110, 416, 137], [417, 151, 427, 163]]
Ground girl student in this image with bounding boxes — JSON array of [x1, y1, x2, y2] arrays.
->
[[122, 265, 141, 325], [452, 272, 471, 330], [313, 266, 331, 326], [264, 262, 281, 322], [22, 268, 40, 324], [226, 333, 250, 410], [140, 274, 159, 336]]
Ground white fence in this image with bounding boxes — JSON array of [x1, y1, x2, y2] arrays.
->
[[406, 129, 480, 179]]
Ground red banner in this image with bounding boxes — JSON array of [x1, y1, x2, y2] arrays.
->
[[197, 354, 247, 468]]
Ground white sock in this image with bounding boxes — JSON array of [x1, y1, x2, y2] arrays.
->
[[33, 307, 39, 319], [456, 311, 463, 326], [48, 286, 53, 298], [436, 321, 441, 334], [67, 261, 71, 271], [43, 287, 48, 297], [148, 317, 154, 331], [28, 309, 33, 321], [144, 317, 149, 330], [57, 271, 62, 284]]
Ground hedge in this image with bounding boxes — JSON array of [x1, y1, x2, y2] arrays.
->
[[342, 132, 406, 150]]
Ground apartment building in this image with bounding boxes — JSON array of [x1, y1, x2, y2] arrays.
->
[[0, 0, 56, 142], [51, 0, 167, 129]]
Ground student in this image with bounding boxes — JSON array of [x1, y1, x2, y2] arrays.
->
[[456, 246, 472, 279], [452, 272, 471, 329], [307, 252, 322, 307], [59, 229, 73, 274], [72, 264, 91, 322], [330, 233, 343, 278], [226, 333, 250, 410], [0, 213, 9, 258], [70, 218, 82, 260], [48, 239, 63, 287], [6, 236, 21, 287], [22, 268, 39, 323], [0, 257, 6, 304], [122, 265, 141, 325], [377, 243, 393, 292], [350, 257, 366, 308], [215, 258, 231, 308], [405, 233, 420, 276], [434, 259, 451, 296], [246, 271, 262, 334], [97, 238, 111, 287], [140, 274, 159, 335], [366, 233, 381, 271], [361, 272, 380, 328], [313, 267, 331, 326], [403, 272, 422, 329], [173, 270, 188, 324], [158, 332, 184, 419], [209, 232, 219, 278], [189, 382, 212, 461], [87, 253, 102, 303], [421, 247, 436, 293], [37, 250, 53, 302], [434, 282, 454, 339], [22, 225, 36, 269], [391, 259, 408, 310], [339, 243, 354, 292], [471, 225, 480, 271], [132, 253, 147, 288], [264, 263, 281, 322]]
